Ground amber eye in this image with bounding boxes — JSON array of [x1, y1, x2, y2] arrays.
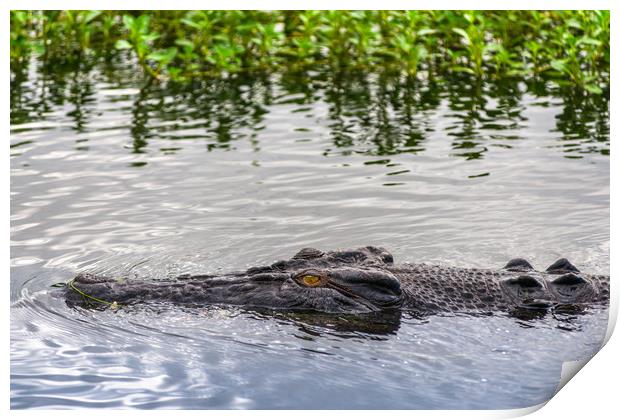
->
[[300, 274, 322, 287]]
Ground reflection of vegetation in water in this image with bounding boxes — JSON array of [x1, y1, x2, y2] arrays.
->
[[446, 78, 529, 160], [553, 91, 610, 158], [10, 57, 609, 162], [11, 11, 609, 95]]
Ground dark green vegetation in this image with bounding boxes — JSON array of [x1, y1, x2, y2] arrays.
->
[[11, 10, 609, 94]]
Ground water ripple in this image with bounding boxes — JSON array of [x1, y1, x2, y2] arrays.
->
[[10, 59, 609, 409]]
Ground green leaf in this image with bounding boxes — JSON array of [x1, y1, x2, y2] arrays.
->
[[584, 84, 602, 94], [181, 18, 202, 29], [417, 28, 437, 37], [451, 65, 475, 75], [506, 69, 527, 77], [13, 10, 27, 23], [84, 10, 102, 24], [452, 28, 471, 44], [122, 14, 134, 30], [566, 19, 582, 30], [175, 38, 195, 49], [147, 47, 178, 64], [484, 42, 504, 54], [578, 37, 603, 47], [142, 33, 160, 43], [115, 39, 133, 50], [550, 59, 568, 73], [136, 15, 151, 33]]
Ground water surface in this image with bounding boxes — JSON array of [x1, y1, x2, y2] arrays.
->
[[11, 57, 610, 409]]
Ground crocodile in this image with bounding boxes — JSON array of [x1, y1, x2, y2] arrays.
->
[[62, 246, 610, 315]]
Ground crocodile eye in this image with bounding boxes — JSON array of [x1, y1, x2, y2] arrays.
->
[[301, 275, 322, 287], [294, 271, 326, 287]]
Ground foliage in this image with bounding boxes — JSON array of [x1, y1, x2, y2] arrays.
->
[[10, 10, 610, 93]]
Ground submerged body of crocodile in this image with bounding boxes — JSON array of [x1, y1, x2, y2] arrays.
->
[[63, 246, 610, 315]]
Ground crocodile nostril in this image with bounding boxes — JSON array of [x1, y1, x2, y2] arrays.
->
[[501, 275, 551, 308], [73, 273, 114, 284], [549, 273, 594, 302], [552, 273, 586, 286], [505, 275, 543, 289]]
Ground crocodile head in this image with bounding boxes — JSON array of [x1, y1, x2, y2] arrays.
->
[[66, 246, 404, 313]]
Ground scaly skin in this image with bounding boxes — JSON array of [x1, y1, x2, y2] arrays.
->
[[62, 246, 610, 314], [389, 263, 609, 314]]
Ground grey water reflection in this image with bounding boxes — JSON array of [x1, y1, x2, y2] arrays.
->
[[11, 59, 609, 163], [10, 56, 609, 409]]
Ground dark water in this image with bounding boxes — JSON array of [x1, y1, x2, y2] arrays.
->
[[10, 57, 610, 409]]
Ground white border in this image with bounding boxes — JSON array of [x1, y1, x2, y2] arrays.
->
[[4, 2, 617, 419], [2, 1, 617, 11]]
